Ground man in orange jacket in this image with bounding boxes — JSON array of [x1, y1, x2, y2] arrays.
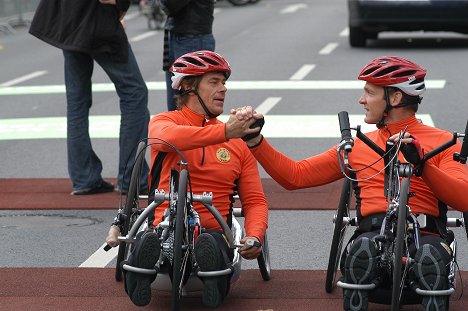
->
[[124, 51, 268, 308], [231, 56, 468, 310]]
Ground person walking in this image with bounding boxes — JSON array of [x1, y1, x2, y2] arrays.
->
[[29, 0, 150, 195], [161, 0, 216, 111]]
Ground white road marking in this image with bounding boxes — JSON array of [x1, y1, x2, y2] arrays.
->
[[0, 114, 435, 140], [289, 64, 316, 80], [1, 70, 48, 87], [130, 31, 158, 42], [280, 3, 308, 14], [319, 42, 339, 55], [214, 8, 221, 15], [79, 243, 118, 268], [0, 80, 446, 95], [255, 97, 281, 115], [340, 28, 349, 37]]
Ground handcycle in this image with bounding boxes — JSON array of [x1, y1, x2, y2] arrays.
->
[[325, 111, 468, 310], [105, 139, 271, 311]]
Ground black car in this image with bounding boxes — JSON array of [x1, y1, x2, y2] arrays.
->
[[348, 0, 468, 47]]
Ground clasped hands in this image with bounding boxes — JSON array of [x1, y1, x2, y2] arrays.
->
[[225, 106, 264, 146]]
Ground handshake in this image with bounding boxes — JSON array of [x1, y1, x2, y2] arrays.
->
[[226, 106, 265, 146]]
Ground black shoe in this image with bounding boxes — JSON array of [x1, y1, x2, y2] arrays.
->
[[71, 180, 114, 195], [195, 233, 226, 308], [413, 244, 448, 311], [124, 232, 160, 307], [343, 237, 378, 311]]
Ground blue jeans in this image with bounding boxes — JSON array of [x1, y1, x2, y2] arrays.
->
[[63, 45, 150, 192], [165, 33, 215, 111]]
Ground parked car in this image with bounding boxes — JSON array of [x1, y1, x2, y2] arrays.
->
[[348, 0, 468, 47]]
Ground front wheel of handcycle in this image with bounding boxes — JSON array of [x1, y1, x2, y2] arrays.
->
[[115, 141, 147, 282], [391, 178, 410, 311], [257, 232, 271, 281], [325, 178, 351, 293], [171, 169, 189, 311]]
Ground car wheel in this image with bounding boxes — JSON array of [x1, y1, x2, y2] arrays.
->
[[349, 26, 367, 47]]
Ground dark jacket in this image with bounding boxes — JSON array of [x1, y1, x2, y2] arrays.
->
[[161, 0, 214, 35], [29, 0, 130, 62]]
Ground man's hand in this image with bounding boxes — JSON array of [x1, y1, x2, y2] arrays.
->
[[225, 106, 264, 140], [238, 236, 262, 260], [388, 132, 424, 165]]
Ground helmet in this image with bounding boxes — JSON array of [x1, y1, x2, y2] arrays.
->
[[358, 56, 427, 96], [170, 50, 231, 90]]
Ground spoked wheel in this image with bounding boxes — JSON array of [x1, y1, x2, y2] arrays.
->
[[115, 141, 147, 282], [391, 178, 410, 311], [462, 211, 468, 241], [257, 232, 271, 281], [325, 178, 352, 293], [171, 169, 189, 311]]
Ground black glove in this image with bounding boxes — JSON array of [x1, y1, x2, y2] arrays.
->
[[400, 135, 425, 176], [242, 118, 265, 141]]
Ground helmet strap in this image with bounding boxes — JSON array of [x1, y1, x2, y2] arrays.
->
[[193, 89, 219, 119], [377, 87, 392, 129]]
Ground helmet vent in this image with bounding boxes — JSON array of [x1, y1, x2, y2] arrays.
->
[[374, 66, 401, 77], [394, 70, 417, 78], [410, 78, 424, 85], [183, 57, 205, 67], [200, 56, 220, 66]]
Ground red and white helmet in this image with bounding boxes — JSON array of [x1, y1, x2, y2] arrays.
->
[[358, 56, 427, 96], [170, 50, 231, 90]]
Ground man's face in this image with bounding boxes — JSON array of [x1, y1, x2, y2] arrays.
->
[[359, 82, 387, 124], [196, 72, 227, 116]]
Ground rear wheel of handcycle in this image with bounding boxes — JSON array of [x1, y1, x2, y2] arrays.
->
[[462, 211, 468, 241], [257, 232, 271, 281], [391, 178, 410, 311], [228, 0, 251, 6], [171, 169, 189, 311], [325, 178, 352, 293], [115, 141, 147, 282]]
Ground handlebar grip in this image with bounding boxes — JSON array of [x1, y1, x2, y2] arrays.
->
[[338, 111, 353, 152]]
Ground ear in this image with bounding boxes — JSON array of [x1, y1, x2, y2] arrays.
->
[[390, 91, 403, 107]]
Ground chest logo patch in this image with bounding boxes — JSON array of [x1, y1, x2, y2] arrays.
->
[[216, 148, 231, 163]]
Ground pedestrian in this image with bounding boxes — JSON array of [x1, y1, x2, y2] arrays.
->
[[160, 0, 216, 111], [231, 56, 468, 310], [29, 0, 150, 195]]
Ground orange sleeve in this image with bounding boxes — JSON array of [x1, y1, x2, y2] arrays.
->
[[237, 147, 268, 243], [148, 114, 227, 152], [422, 141, 468, 211], [250, 138, 343, 190]]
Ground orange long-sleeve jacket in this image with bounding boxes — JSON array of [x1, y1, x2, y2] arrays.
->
[[250, 116, 468, 217], [148, 106, 268, 242]]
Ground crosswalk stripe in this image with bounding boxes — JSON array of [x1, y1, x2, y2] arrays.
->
[[0, 114, 434, 141], [0, 80, 446, 95]]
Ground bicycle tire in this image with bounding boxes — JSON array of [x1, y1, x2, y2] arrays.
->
[[171, 169, 188, 311], [115, 141, 147, 282], [391, 178, 410, 311], [463, 211, 468, 241], [257, 232, 271, 281], [227, 0, 251, 6], [325, 178, 351, 293]]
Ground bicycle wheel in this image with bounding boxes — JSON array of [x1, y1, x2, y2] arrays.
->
[[171, 169, 189, 311], [463, 211, 468, 241], [115, 141, 147, 282], [391, 178, 410, 311], [325, 178, 351, 293], [257, 232, 271, 281]]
